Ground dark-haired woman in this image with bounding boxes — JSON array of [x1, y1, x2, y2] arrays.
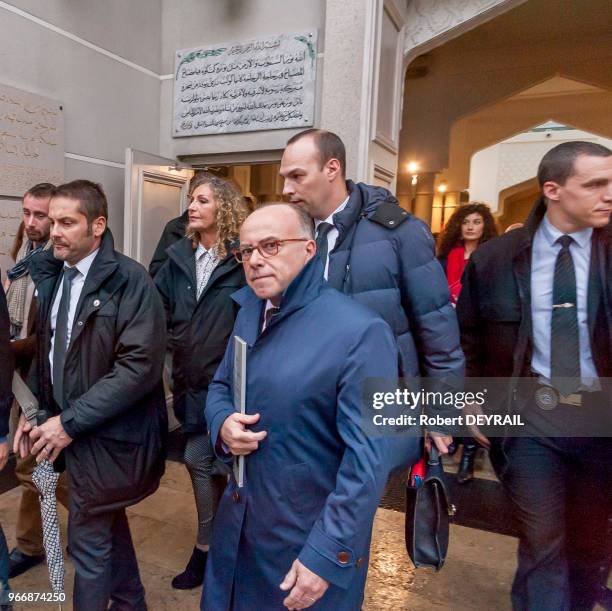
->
[[438, 202, 498, 483], [438, 202, 498, 306], [155, 173, 247, 589]]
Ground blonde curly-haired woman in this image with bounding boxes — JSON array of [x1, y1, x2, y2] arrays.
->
[[155, 172, 248, 589]]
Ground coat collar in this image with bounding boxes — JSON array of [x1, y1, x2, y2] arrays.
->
[[231, 257, 325, 346], [516, 195, 611, 254], [333, 180, 398, 236], [31, 230, 124, 351], [167, 236, 198, 284], [30, 229, 119, 290], [167, 236, 241, 292]]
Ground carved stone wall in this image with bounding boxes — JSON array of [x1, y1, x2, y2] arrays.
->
[[404, 0, 523, 55]]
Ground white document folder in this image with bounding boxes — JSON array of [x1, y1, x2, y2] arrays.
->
[[232, 336, 247, 488]]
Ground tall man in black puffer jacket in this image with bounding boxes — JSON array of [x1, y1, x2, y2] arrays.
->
[[13, 180, 167, 611], [280, 129, 464, 455]]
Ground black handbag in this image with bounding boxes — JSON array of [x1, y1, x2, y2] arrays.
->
[[404, 446, 455, 570]]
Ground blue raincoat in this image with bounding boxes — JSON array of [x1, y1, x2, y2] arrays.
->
[[202, 258, 418, 610]]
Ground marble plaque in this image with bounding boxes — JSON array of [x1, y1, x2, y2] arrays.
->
[[173, 31, 317, 136]]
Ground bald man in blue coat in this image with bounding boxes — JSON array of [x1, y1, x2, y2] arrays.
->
[[202, 203, 417, 610]]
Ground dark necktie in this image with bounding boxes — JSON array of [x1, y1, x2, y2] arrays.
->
[[52, 267, 79, 408], [263, 306, 280, 331], [550, 235, 580, 396], [315, 222, 333, 264]]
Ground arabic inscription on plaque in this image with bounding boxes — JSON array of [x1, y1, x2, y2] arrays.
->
[[173, 31, 317, 136]]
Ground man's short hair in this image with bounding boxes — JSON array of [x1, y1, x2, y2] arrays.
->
[[258, 202, 315, 239], [52, 180, 109, 224], [287, 129, 346, 178], [537, 141, 612, 188], [24, 182, 55, 201]]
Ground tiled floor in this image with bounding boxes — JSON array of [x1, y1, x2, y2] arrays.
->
[[0, 461, 520, 610]]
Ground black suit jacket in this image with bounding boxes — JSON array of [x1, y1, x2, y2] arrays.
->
[[457, 198, 612, 473], [457, 197, 612, 383]]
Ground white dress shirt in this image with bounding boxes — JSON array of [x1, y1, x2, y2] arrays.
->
[[49, 249, 99, 378], [530, 214, 598, 389], [195, 243, 219, 299], [315, 196, 350, 279]]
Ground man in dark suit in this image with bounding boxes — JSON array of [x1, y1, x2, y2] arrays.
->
[[13, 180, 167, 610], [457, 141, 612, 610]]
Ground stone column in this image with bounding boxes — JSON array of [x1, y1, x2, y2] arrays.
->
[[319, 0, 373, 180], [412, 172, 436, 226]]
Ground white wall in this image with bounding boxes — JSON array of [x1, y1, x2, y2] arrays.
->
[[469, 144, 502, 209], [469, 128, 612, 210], [0, 0, 163, 251], [159, 0, 326, 162]]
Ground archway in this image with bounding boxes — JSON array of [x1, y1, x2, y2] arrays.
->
[[496, 177, 539, 230], [395, 0, 612, 229], [466, 122, 612, 231], [447, 78, 612, 193]]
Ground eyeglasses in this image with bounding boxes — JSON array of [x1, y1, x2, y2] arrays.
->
[[234, 238, 309, 262]]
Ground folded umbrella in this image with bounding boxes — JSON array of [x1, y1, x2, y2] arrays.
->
[[12, 373, 65, 603]]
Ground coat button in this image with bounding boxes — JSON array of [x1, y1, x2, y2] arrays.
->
[[232, 490, 240, 503], [356, 557, 364, 567], [93, 299, 100, 307], [77, 321, 84, 327], [336, 551, 350, 564]]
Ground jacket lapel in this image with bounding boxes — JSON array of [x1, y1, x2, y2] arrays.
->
[[196, 254, 239, 304], [231, 287, 262, 347], [511, 243, 533, 378], [509, 198, 547, 378], [327, 182, 362, 291], [587, 227, 612, 375], [587, 232, 603, 348], [168, 238, 197, 288], [230, 257, 325, 347], [69, 232, 122, 348], [38, 274, 62, 361]]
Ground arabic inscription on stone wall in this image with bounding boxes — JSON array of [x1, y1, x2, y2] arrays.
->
[[0, 83, 64, 197]]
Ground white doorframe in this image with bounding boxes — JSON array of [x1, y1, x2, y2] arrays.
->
[[123, 147, 192, 262], [134, 170, 190, 263]]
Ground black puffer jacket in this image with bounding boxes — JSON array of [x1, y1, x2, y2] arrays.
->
[[30, 230, 167, 515], [328, 181, 463, 378], [154, 237, 245, 434]]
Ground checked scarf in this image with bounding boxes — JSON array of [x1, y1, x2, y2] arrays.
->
[[6, 239, 51, 338]]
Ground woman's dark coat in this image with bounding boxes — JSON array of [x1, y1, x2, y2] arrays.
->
[[154, 237, 245, 434]]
